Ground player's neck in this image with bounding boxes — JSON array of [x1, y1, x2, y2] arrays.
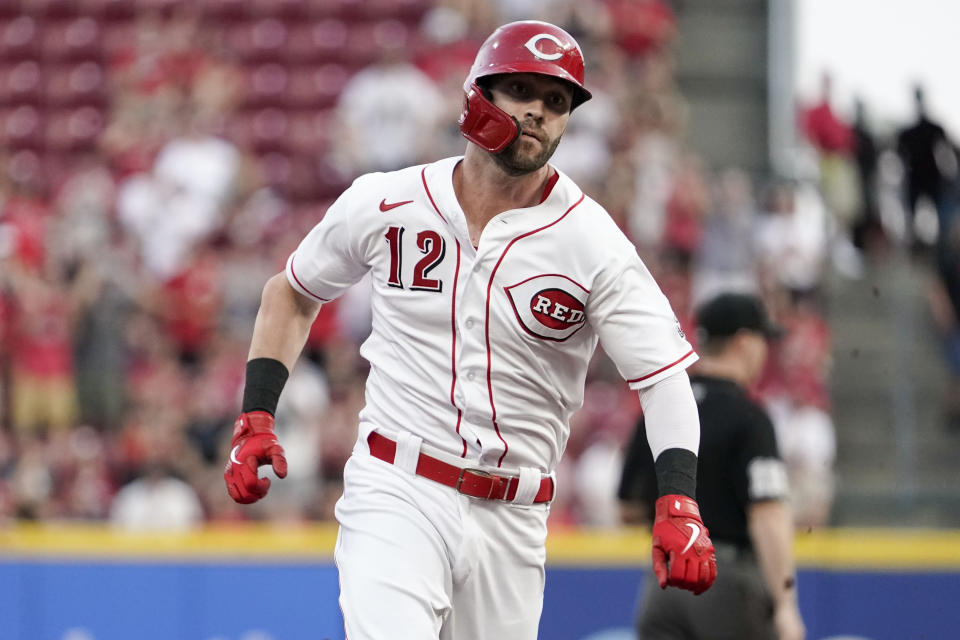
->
[[455, 148, 553, 244]]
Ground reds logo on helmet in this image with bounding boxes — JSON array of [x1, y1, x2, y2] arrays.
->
[[524, 34, 565, 61], [506, 274, 588, 342]]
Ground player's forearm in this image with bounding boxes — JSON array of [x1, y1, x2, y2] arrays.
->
[[248, 272, 322, 371], [748, 500, 799, 609]]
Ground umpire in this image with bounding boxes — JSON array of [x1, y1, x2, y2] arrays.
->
[[618, 293, 805, 640]]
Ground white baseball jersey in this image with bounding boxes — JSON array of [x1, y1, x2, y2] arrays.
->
[[286, 156, 696, 475]]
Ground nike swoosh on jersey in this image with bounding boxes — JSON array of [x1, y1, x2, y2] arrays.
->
[[380, 199, 414, 212], [230, 445, 242, 465], [682, 522, 701, 554]]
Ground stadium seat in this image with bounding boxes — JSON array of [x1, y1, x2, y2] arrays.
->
[[44, 61, 108, 107], [285, 110, 334, 156], [1, 61, 43, 106], [45, 106, 104, 152], [42, 17, 103, 61], [0, 16, 41, 61], [2, 105, 44, 149], [286, 64, 349, 110], [257, 150, 293, 188], [342, 20, 410, 68], [243, 63, 289, 109], [6, 148, 45, 191], [249, 0, 310, 21], [100, 20, 135, 61], [22, 0, 81, 19], [226, 19, 288, 63], [249, 108, 290, 153], [84, 0, 137, 20]]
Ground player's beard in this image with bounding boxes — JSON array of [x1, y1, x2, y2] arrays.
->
[[492, 127, 562, 177]]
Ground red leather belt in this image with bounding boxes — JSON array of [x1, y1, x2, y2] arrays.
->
[[367, 432, 555, 503]]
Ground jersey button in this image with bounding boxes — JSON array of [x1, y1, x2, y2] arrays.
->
[[467, 371, 476, 380], [465, 319, 474, 329]]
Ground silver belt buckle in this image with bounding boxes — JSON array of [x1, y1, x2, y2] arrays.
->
[[457, 468, 496, 498]]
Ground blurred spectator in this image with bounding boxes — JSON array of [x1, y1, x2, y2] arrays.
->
[[692, 168, 759, 306], [800, 72, 862, 276], [109, 462, 204, 531], [758, 294, 836, 528], [116, 114, 240, 280], [754, 179, 829, 297], [850, 98, 885, 254], [604, 0, 676, 61], [801, 73, 853, 156], [159, 243, 225, 364], [927, 222, 960, 431], [627, 93, 681, 251], [333, 34, 445, 174], [662, 152, 709, 260], [8, 273, 78, 434], [897, 85, 956, 250], [69, 241, 140, 430]]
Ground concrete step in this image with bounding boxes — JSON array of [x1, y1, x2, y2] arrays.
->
[[823, 251, 960, 526]]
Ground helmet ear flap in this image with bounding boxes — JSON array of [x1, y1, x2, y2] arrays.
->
[[458, 83, 521, 154]]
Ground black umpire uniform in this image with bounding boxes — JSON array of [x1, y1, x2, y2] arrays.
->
[[618, 293, 796, 640]]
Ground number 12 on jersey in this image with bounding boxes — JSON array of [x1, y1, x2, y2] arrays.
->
[[384, 225, 446, 292]]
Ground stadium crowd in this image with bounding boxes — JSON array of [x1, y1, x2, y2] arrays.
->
[[2, 0, 896, 532]]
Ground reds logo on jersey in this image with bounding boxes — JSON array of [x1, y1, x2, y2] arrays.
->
[[505, 274, 588, 341]]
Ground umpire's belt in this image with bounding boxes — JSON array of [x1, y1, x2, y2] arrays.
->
[[367, 431, 555, 503]]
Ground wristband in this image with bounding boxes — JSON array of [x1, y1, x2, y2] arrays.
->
[[241, 358, 290, 416], [654, 447, 697, 498]]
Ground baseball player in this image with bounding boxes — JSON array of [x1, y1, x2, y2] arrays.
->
[[619, 293, 805, 640], [224, 20, 716, 640]]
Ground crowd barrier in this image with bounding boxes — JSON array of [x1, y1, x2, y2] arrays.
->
[[1, 525, 958, 640]]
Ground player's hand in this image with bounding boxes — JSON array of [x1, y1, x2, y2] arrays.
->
[[224, 411, 287, 504], [651, 494, 717, 594]]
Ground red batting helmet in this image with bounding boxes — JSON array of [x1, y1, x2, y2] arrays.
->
[[459, 21, 592, 153]]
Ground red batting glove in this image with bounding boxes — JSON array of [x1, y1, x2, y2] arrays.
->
[[651, 494, 717, 595], [224, 411, 288, 504]]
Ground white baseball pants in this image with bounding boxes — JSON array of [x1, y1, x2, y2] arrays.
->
[[334, 450, 550, 639]]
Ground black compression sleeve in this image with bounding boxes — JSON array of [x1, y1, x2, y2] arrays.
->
[[241, 357, 290, 416], [654, 447, 698, 498]]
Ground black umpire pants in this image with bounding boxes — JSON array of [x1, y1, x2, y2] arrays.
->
[[635, 543, 775, 640]]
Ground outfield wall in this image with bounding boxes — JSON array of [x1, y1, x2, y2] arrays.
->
[[1, 525, 958, 640]]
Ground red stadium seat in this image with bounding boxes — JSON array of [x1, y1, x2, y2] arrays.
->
[[2, 105, 44, 149], [311, 19, 348, 64], [199, 0, 249, 22], [77, 0, 136, 20], [0, 61, 43, 106], [45, 106, 104, 152], [6, 148, 45, 191], [44, 61, 108, 107], [22, 0, 81, 19], [249, 0, 310, 21], [257, 150, 293, 188], [199, 0, 250, 24], [285, 110, 334, 156], [249, 108, 290, 153], [226, 19, 288, 63], [342, 20, 410, 68], [243, 64, 289, 109], [0, 16, 41, 61], [42, 17, 103, 61], [100, 20, 136, 61], [286, 64, 349, 110]]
